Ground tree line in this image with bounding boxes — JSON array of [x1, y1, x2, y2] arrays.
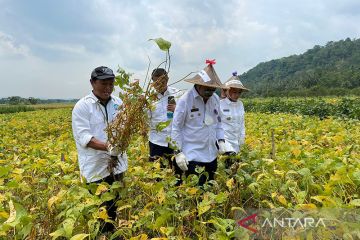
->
[[0, 96, 78, 105], [241, 38, 360, 97]]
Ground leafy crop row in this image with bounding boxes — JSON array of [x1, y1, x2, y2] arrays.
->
[[243, 97, 360, 119], [0, 105, 35, 114], [0, 104, 74, 114], [0, 109, 359, 239]]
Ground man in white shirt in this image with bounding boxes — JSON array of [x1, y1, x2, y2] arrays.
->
[[72, 66, 128, 233], [148, 68, 181, 168], [171, 60, 228, 185], [219, 72, 249, 168]]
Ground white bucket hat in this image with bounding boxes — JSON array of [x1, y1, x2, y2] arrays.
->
[[224, 71, 249, 91]]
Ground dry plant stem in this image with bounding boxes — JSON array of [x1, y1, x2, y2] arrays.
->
[[166, 50, 171, 74], [106, 50, 191, 173], [145, 60, 167, 93], [106, 80, 154, 173], [142, 56, 152, 89], [168, 71, 197, 87], [107, 156, 118, 176], [271, 129, 276, 160]]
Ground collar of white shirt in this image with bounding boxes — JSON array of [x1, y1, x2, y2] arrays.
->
[[225, 97, 238, 105], [191, 86, 202, 100], [87, 91, 115, 104], [157, 88, 170, 99]]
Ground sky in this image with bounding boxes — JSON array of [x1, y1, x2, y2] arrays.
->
[[0, 0, 360, 99]]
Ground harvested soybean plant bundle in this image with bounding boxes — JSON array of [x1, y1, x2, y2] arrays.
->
[[106, 70, 154, 173], [106, 38, 172, 173]]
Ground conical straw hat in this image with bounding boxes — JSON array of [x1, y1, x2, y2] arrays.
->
[[224, 71, 249, 91], [185, 59, 228, 89]]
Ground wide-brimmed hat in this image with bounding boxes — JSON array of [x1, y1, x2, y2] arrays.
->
[[185, 59, 227, 89], [224, 71, 249, 91]]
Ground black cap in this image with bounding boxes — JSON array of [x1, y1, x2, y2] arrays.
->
[[91, 66, 115, 80]]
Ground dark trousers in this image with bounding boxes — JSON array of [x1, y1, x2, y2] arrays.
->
[[149, 141, 174, 168], [174, 158, 218, 186], [90, 173, 124, 233]]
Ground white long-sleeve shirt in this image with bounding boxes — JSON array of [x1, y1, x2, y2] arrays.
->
[[171, 86, 224, 163], [219, 98, 245, 153], [149, 87, 182, 147], [72, 92, 128, 183]]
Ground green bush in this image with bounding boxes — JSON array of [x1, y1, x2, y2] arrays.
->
[[243, 97, 360, 120], [0, 105, 35, 114]]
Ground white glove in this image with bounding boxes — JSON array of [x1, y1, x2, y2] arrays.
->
[[218, 140, 227, 155], [107, 144, 121, 156], [175, 152, 189, 171]]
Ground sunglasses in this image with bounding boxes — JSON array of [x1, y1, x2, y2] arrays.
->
[[203, 87, 216, 92]]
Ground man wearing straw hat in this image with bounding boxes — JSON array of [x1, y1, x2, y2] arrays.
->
[[171, 60, 228, 185], [220, 71, 249, 168]]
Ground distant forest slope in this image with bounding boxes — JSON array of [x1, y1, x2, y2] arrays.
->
[[241, 38, 360, 97]]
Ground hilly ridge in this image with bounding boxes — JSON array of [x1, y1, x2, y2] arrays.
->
[[241, 38, 360, 97]]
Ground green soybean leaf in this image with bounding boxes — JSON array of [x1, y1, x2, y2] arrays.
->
[[70, 234, 90, 240], [149, 37, 171, 51]]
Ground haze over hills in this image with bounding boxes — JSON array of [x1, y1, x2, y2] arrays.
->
[[240, 38, 360, 97]]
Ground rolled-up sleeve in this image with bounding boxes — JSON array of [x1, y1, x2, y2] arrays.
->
[[72, 102, 93, 148], [171, 98, 186, 150]]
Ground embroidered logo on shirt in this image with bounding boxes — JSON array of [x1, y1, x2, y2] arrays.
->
[[114, 104, 119, 110]]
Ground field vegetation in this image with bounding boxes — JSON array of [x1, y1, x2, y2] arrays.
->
[[0, 106, 359, 239]]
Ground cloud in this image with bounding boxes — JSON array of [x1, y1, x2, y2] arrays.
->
[[0, 31, 30, 57], [38, 43, 86, 55], [0, 0, 360, 98]]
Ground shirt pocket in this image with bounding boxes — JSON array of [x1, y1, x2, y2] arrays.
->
[[222, 110, 233, 123], [188, 110, 203, 126]]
